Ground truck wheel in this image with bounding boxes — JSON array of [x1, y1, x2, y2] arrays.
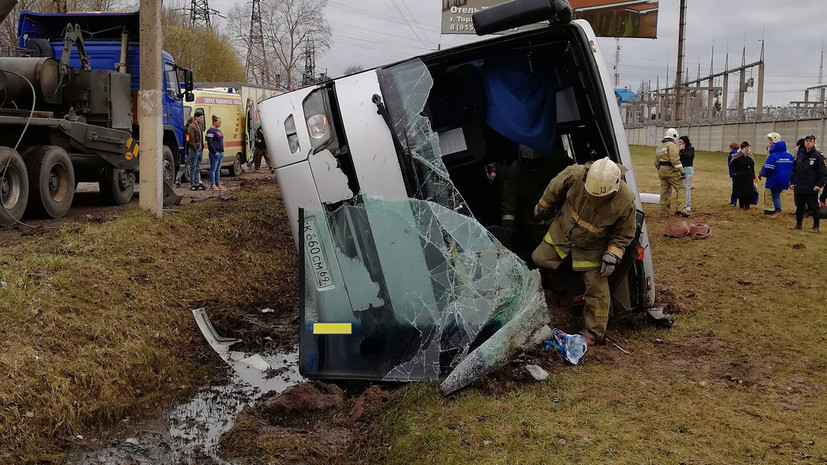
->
[[163, 145, 176, 185], [24, 145, 74, 219], [0, 147, 29, 227], [228, 153, 244, 177], [99, 167, 135, 205]]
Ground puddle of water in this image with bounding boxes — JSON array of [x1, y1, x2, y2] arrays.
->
[[68, 349, 304, 465]]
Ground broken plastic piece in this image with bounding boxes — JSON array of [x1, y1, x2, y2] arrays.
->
[[193, 307, 240, 350], [228, 353, 271, 372], [542, 329, 588, 364], [525, 364, 549, 381], [645, 306, 675, 328]]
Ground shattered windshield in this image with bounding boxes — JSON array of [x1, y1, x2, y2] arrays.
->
[[299, 59, 546, 387]]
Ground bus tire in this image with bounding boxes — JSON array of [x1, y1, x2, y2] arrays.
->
[[99, 167, 135, 205], [228, 152, 243, 177], [24, 145, 74, 219], [0, 147, 29, 227]]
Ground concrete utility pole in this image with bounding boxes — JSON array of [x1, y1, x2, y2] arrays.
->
[[139, 0, 163, 217], [674, 0, 686, 120]]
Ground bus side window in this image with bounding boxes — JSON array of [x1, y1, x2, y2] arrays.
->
[[285, 114, 300, 154]]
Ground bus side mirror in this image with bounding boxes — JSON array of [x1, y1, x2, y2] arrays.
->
[[185, 92, 195, 102]]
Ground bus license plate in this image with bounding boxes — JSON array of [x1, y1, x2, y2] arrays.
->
[[304, 217, 335, 290]]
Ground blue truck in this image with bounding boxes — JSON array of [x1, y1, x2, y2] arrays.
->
[[0, 9, 193, 225]]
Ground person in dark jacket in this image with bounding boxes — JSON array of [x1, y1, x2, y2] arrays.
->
[[792, 137, 807, 213], [729, 141, 756, 210], [678, 136, 695, 212], [187, 110, 206, 190], [727, 141, 739, 206], [205, 115, 225, 190], [253, 126, 274, 173], [759, 135, 795, 214], [790, 134, 827, 232], [501, 145, 572, 265]]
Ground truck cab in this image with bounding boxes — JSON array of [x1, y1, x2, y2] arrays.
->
[[18, 10, 190, 187], [258, 1, 656, 382]]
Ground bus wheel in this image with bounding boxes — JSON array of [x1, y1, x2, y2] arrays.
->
[[0, 147, 29, 227], [24, 145, 74, 219], [100, 167, 135, 205], [228, 152, 244, 177]]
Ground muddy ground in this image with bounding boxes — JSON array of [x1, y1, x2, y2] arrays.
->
[[3, 165, 688, 464]]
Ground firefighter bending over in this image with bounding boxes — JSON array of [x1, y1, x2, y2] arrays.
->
[[531, 157, 637, 344], [656, 128, 689, 217]]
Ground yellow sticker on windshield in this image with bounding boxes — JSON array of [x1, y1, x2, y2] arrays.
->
[[313, 323, 352, 335]]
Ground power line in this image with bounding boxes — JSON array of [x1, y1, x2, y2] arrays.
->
[[326, 0, 441, 33], [387, 0, 428, 48]]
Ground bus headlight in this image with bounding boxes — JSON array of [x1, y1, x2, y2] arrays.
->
[[307, 114, 330, 141]]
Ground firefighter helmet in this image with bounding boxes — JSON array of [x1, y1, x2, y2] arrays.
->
[[584, 157, 621, 197], [664, 128, 678, 140]]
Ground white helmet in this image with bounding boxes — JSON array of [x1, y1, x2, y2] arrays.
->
[[664, 128, 678, 140], [585, 157, 622, 197], [766, 132, 781, 144]]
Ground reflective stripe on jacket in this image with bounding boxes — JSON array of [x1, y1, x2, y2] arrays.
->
[[538, 164, 637, 271]]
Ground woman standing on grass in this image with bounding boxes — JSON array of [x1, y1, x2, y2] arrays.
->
[[730, 141, 756, 210], [206, 115, 225, 190], [679, 136, 695, 212]]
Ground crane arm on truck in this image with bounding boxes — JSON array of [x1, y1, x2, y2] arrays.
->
[[59, 23, 91, 73]]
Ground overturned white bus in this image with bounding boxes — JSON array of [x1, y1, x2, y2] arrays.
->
[[258, 0, 658, 386]]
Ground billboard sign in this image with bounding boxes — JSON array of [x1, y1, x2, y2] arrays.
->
[[441, 0, 659, 38]]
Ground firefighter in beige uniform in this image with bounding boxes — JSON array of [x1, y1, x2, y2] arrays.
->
[[656, 128, 689, 217], [531, 157, 637, 343]]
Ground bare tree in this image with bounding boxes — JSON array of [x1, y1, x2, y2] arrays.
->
[[343, 64, 363, 76], [261, 0, 330, 90]]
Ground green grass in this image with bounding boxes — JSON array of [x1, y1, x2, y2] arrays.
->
[[0, 183, 297, 464], [354, 145, 827, 464]]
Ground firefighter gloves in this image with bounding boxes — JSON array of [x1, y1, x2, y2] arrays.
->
[[600, 251, 619, 277]]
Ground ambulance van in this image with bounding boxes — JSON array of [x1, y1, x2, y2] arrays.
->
[[184, 89, 247, 176], [258, 0, 659, 383]]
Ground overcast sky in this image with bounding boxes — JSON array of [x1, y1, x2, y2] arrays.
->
[[209, 0, 827, 107]]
